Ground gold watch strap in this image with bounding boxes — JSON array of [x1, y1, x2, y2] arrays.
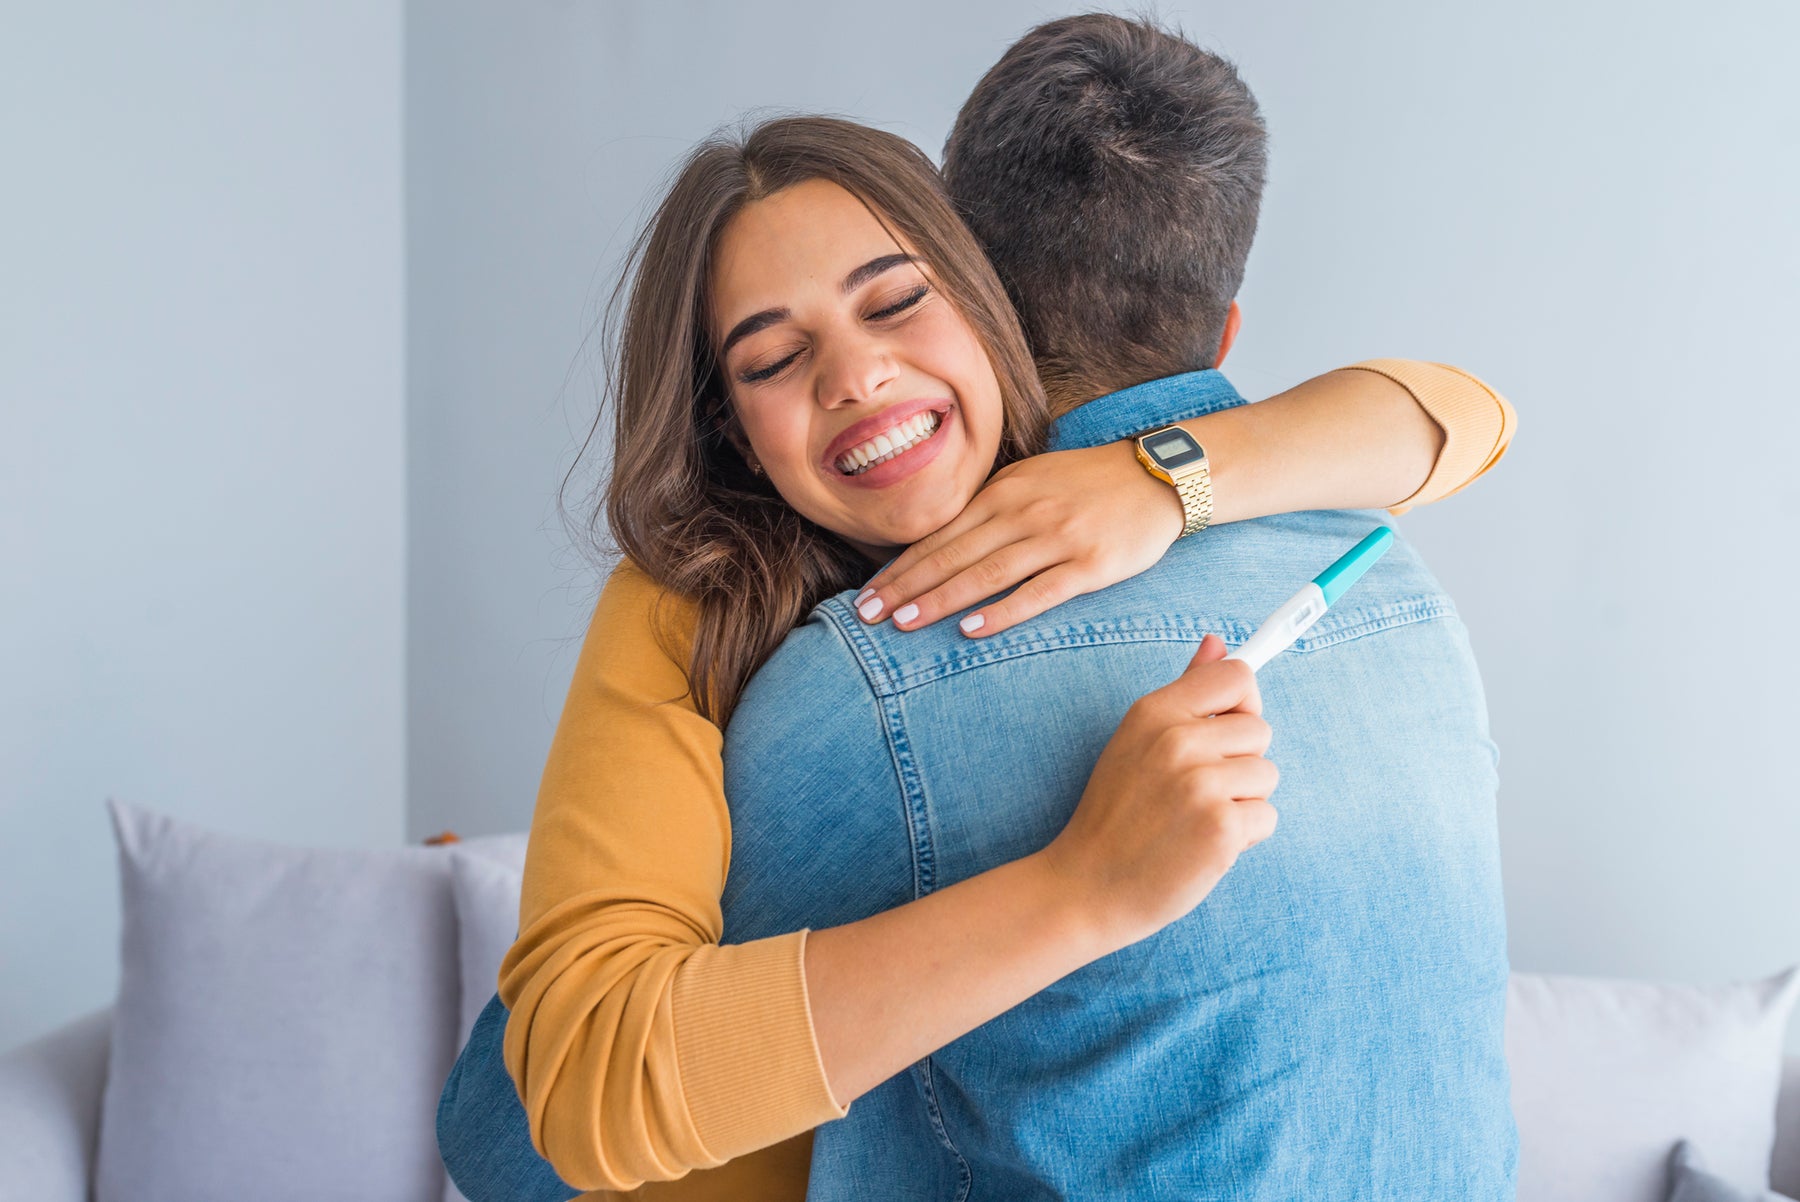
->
[[1173, 463, 1214, 538]]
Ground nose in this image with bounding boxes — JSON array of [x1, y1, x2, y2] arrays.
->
[[813, 325, 897, 410]]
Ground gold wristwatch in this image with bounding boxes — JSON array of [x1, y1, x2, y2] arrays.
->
[[1134, 425, 1214, 538]]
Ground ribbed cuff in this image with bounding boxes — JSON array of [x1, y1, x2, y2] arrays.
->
[[1343, 359, 1516, 514], [669, 930, 848, 1162]]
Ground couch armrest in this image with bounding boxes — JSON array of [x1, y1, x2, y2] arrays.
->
[[0, 1006, 112, 1202], [1775, 1053, 1800, 1199]]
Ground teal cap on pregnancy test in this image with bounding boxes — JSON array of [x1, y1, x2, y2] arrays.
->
[[1313, 526, 1394, 606]]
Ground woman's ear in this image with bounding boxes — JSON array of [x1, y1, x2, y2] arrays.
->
[[721, 417, 764, 477]]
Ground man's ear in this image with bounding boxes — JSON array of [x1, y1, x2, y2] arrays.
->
[[1213, 300, 1243, 368]]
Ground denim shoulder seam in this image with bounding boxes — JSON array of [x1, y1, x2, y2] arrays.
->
[[879, 691, 936, 902], [822, 603, 970, 1186], [816, 602, 937, 901], [819, 598, 901, 697]]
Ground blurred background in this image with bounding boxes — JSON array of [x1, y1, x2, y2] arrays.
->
[[3, 0, 1796, 1052]]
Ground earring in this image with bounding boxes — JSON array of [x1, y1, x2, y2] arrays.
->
[[748, 461, 764, 477]]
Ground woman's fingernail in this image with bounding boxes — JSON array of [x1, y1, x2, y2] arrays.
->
[[855, 588, 876, 607], [858, 596, 884, 621], [894, 603, 919, 625], [960, 613, 985, 635]]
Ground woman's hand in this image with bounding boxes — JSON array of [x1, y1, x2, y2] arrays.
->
[[854, 438, 1184, 637], [1035, 634, 1279, 951]]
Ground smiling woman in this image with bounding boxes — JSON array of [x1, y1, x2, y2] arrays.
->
[[709, 179, 1008, 559], [446, 114, 1517, 1198], [599, 120, 1047, 725]]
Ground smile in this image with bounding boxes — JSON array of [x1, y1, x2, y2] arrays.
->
[[836, 410, 942, 476]]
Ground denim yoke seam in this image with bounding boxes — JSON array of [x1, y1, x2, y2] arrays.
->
[[825, 606, 976, 1200], [862, 594, 1457, 694]]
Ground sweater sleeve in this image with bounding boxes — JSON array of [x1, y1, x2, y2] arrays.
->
[[1337, 359, 1517, 515], [498, 560, 847, 1193]]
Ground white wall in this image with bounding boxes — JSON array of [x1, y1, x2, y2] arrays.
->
[[0, 5, 405, 1048], [402, 0, 1800, 1049]]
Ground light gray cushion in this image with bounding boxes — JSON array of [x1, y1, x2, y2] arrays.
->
[[1776, 1055, 1800, 1197], [0, 1007, 111, 1202], [443, 833, 528, 1202], [95, 799, 461, 1202], [1507, 965, 1800, 1202], [1668, 1139, 1799, 1202], [446, 833, 527, 1045]]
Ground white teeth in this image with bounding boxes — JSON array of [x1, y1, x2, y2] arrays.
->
[[837, 409, 942, 475]]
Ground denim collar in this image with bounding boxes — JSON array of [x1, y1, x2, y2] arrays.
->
[[1046, 369, 1247, 452]]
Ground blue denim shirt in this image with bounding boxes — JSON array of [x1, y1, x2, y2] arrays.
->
[[439, 370, 1518, 1201]]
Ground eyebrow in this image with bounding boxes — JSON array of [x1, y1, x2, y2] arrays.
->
[[718, 253, 919, 360]]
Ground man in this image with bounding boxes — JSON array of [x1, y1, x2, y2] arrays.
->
[[443, 14, 1516, 1200]]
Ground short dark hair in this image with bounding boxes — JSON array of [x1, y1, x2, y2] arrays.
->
[[943, 13, 1268, 404]]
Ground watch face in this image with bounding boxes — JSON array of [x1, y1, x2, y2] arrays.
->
[[1142, 428, 1206, 470]]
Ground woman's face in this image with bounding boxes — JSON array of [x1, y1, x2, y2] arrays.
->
[[709, 179, 1005, 560]]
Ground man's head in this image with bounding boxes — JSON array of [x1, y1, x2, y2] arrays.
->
[[944, 13, 1267, 411]]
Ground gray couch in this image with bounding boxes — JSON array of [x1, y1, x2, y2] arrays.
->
[[4, 1002, 1799, 1200]]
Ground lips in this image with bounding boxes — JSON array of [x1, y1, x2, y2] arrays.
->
[[820, 398, 956, 477], [836, 410, 942, 475]]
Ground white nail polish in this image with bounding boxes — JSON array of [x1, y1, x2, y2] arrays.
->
[[858, 597, 884, 621], [894, 603, 919, 625], [960, 614, 985, 635], [855, 588, 876, 607]]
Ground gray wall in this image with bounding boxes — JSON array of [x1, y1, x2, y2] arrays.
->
[[1, 4, 405, 1047], [5, 0, 1796, 1052], [403, 0, 1800, 1049]]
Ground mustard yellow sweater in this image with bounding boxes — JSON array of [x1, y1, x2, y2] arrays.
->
[[498, 361, 1515, 1197]]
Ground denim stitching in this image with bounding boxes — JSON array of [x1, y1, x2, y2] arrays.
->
[[822, 609, 934, 902], [1295, 596, 1457, 651], [914, 1056, 974, 1202], [819, 594, 1454, 696], [877, 663, 969, 1190], [879, 692, 936, 900], [824, 601, 901, 696]]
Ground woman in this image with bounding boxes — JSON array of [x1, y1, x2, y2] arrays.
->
[[487, 117, 1513, 1198]]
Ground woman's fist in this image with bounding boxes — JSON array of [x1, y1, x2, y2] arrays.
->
[[1036, 634, 1280, 950]]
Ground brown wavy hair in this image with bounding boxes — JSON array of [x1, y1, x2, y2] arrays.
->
[[564, 116, 1050, 724]]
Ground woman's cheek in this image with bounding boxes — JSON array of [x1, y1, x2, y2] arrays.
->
[[966, 378, 1008, 471], [738, 398, 809, 482]]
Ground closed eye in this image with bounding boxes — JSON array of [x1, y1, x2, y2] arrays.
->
[[736, 285, 930, 385], [740, 349, 801, 384], [868, 284, 929, 321]]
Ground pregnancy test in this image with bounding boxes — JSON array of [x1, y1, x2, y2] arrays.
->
[[1223, 526, 1395, 673]]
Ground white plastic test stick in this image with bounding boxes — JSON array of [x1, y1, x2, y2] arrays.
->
[[1223, 584, 1331, 673], [1222, 526, 1394, 674]]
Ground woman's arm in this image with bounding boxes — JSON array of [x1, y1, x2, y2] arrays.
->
[[1194, 364, 1444, 520], [854, 359, 1515, 637], [501, 564, 1273, 1191], [499, 561, 836, 1195]]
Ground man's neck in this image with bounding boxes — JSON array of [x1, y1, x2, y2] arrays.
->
[[1043, 370, 1165, 420]]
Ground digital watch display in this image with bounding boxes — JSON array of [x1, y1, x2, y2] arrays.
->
[[1142, 428, 1206, 470]]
